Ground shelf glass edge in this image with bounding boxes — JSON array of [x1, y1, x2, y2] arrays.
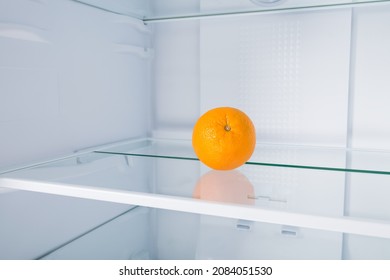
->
[[144, 0, 390, 22], [69, 0, 390, 23], [93, 138, 390, 175]]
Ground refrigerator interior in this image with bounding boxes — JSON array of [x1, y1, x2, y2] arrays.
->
[[1, 0, 390, 259]]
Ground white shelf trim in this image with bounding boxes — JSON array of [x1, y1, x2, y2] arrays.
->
[[1, 177, 390, 239]]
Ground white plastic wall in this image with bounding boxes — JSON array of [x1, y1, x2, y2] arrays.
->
[[343, 5, 390, 259], [0, 0, 151, 259], [0, 0, 150, 171]]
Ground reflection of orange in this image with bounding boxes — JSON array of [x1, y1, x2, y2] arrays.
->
[[192, 107, 256, 170], [193, 170, 255, 205]]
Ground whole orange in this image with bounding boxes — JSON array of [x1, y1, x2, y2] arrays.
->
[[192, 107, 256, 170]]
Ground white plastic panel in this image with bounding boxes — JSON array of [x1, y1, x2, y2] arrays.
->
[[347, 173, 390, 221], [343, 234, 390, 259], [352, 5, 390, 150], [151, 20, 200, 139], [0, 0, 151, 170], [200, 9, 351, 147], [0, 68, 58, 122], [195, 215, 342, 260], [42, 207, 150, 260], [154, 208, 200, 259], [345, 6, 390, 259], [0, 190, 133, 259]]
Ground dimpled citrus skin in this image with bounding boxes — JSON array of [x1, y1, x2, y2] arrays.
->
[[192, 107, 256, 170]]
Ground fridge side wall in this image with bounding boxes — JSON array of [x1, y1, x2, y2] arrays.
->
[[0, 0, 152, 260], [344, 5, 390, 259], [0, 0, 151, 170]]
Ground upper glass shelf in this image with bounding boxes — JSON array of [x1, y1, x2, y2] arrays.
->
[[73, 0, 390, 21], [94, 138, 390, 175]]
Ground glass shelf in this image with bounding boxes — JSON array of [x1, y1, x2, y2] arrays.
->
[[73, 0, 390, 22], [39, 206, 389, 260], [95, 138, 390, 175], [1, 138, 390, 240]]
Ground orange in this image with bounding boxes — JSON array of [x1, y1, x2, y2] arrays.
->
[[193, 170, 255, 205], [192, 107, 256, 170]]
